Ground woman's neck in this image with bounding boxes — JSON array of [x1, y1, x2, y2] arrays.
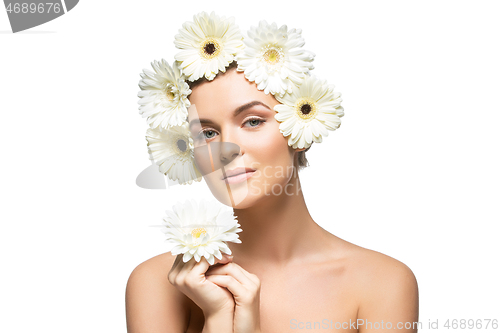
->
[[228, 174, 331, 266]]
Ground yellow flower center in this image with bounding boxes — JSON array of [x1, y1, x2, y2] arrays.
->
[[295, 98, 318, 120], [164, 88, 175, 101], [191, 227, 207, 238], [191, 228, 207, 246], [200, 38, 222, 59], [262, 46, 284, 65], [160, 84, 176, 108]]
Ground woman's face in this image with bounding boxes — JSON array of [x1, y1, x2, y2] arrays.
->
[[188, 69, 301, 208]]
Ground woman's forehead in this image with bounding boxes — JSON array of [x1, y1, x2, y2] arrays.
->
[[188, 70, 279, 117]]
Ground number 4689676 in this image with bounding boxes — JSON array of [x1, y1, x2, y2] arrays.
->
[[444, 319, 498, 330], [6, 3, 62, 14]]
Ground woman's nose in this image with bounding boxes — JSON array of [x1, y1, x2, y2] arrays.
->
[[219, 141, 240, 165]]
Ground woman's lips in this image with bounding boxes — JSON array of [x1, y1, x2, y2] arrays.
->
[[222, 170, 256, 184]]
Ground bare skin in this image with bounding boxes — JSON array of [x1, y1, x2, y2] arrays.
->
[[126, 68, 419, 333]]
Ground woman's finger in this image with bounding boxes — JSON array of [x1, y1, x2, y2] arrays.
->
[[187, 253, 233, 279], [170, 253, 198, 277], [206, 262, 258, 288], [170, 252, 234, 284], [230, 262, 260, 286], [213, 254, 233, 265], [205, 274, 247, 298]]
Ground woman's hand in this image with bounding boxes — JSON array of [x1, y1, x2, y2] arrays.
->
[[206, 262, 262, 333], [167, 253, 235, 329]]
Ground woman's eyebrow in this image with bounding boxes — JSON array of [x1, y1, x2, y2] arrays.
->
[[233, 101, 271, 117], [189, 101, 271, 130]]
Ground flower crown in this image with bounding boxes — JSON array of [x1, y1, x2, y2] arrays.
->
[[137, 11, 344, 185]]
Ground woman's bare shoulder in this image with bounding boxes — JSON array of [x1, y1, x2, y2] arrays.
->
[[335, 237, 417, 288], [126, 253, 190, 333], [334, 237, 418, 318], [131, 252, 178, 275]]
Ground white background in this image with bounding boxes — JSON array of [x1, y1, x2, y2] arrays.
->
[[1, 0, 499, 332]]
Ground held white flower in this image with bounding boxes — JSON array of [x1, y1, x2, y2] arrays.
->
[[174, 11, 244, 82], [274, 75, 344, 149], [162, 199, 242, 264], [138, 59, 191, 129], [146, 123, 202, 185], [237, 21, 315, 97]]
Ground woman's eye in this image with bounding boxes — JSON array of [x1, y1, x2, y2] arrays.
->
[[245, 118, 264, 127], [197, 119, 263, 141], [203, 130, 217, 139]]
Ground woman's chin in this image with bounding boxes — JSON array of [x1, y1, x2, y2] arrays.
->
[[204, 181, 257, 209], [208, 186, 253, 208]]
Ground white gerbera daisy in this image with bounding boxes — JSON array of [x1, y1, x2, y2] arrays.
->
[[146, 123, 202, 185], [162, 199, 242, 264], [237, 21, 315, 97], [138, 59, 191, 129], [274, 75, 344, 149], [174, 11, 244, 82]]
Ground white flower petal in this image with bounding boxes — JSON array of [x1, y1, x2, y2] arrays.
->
[[146, 124, 202, 185], [237, 21, 314, 96], [183, 252, 193, 262], [273, 75, 344, 149], [174, 12, 244, 82], [162, 199, 241, 263], [137, 59, 191, 130]]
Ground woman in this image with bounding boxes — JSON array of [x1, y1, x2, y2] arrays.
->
[[126, 13, 418, 333]]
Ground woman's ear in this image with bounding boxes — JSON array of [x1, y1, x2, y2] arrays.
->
[[295, 147, 307, 152]]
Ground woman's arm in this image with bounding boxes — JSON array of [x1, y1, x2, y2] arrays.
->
[[126, 253, 237, 333], [206, 262, 262, 333], [126, 254, 190, 333]]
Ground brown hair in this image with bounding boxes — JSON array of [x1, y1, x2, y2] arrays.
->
[[187, 61, 310, 171]]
